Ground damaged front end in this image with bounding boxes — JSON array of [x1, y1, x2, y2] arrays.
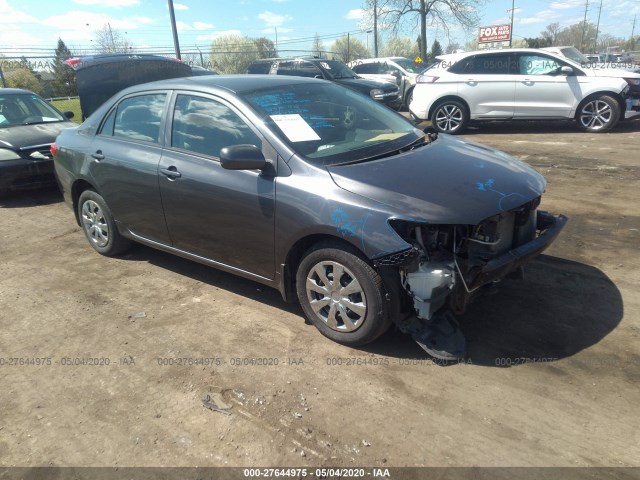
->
[[375, 198, 568, 360]]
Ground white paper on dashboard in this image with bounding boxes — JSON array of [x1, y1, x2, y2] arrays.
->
[[270, 114, 321, 142]]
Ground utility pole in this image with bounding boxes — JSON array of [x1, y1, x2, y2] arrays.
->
[[580, 0, 590, 52], [107, 23, 115, 52], [167, 0, 181, 60], [632, 15, 637, 50], [347, 32, 350, 63], [593, 0, 603, 53], [373, 0, 379, 57], [509, 0, 515, 48]]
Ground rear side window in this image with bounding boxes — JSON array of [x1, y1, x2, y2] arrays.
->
[[112, 94, 166, 143], [450, 54, 513, 74], [352, 63, 379, 74], [171, 94, 261, 158]]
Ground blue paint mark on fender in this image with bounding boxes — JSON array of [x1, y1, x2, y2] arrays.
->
[[476, 178, 527, 211]]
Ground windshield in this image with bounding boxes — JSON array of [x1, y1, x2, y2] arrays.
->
[[317, 60, 359, 79], [0, 93, 66, 127], [394, 58, 422, 73], [242, 82, 423, 167]]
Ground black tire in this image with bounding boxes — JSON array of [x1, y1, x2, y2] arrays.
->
[[576, 95, 620, 132], [404, 87, 414, 109], [77, 189, 131, 256], [431, 99, 468, 134], [296, 242, 391, 346]]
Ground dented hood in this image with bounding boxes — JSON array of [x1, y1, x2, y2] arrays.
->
[[327, 134, 546, 225]]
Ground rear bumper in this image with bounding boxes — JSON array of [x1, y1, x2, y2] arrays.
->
[[471, 211, 568, 289]]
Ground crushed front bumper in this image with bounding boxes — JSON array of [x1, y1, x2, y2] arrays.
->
[[470, 211, 568, 289]]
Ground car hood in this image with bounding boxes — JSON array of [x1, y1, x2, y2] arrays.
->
[[336, 77, 397, 92], [327, 134, 546, 225], [584, 67, 640, 78], [0, 121, 75, 150]]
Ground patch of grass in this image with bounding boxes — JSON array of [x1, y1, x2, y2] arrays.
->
[[50, 97, 82, 124]]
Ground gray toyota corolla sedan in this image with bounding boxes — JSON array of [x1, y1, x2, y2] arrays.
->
[[53, 75, 567, 359]]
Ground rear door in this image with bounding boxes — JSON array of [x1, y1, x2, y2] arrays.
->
[[513, 53, 579, 118], [88, 92, 171, 244], [450, 52, 516, 118]]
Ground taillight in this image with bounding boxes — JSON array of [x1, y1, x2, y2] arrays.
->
[[416, 74, 440, 84], [50, 143, 58, 157], [64, 58, 82, 69]]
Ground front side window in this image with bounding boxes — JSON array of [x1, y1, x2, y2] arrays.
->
[[112, 94, 166, 143], [171, 94, 260, 158]]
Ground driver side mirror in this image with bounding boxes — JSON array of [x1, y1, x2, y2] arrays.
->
[[220, 144, 267, 171], [559, 66, 574, 76]]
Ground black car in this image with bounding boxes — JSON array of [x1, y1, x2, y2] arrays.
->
[[247, 58, 402, 110], [0, 89, 75, 194], [53, 75, 566, 359], [66, 53, 193, 119]]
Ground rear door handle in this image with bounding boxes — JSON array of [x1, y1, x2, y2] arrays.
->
[[91, 150, 105, 161], [160, 166, 182, 179]]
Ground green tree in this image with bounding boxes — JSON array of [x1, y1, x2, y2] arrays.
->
[[382, 37, 419, 59], [525, 37, 551, 48], [209, 35, 262, 74], [329, 36, 369, 63], [429, 39, 442, 62], [4, 67, 44, 95], [541, 22, 562, 46], [51, 38, 76, 97], [255, 37, 277, 58]]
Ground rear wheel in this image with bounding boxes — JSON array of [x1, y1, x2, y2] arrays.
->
[[296, 242, 390, 346], [577, 95, 620, 132], [78, 190, 131, 256], [431, 99, 468, 134]]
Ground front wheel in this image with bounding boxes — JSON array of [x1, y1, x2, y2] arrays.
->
[[296, 243, 390, 346], [77, 190, 131, 256], [431, 100, 468, 134], [577, 95, 620, 132]]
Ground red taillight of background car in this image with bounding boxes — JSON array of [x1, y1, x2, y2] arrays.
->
[[64, 58, 82, 69], [50, 143, 58, 157]]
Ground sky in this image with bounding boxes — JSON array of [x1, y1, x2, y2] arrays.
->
[[1, 0, 639, 58]]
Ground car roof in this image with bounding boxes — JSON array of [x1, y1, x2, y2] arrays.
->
[[436, 48, 568, 61], [116, 74, 329, 96], [0, 88, 38, 95]]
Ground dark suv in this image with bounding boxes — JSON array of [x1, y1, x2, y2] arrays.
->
[[247, 58, 402, 110]]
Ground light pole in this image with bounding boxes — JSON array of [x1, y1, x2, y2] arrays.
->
[[508, 0, 516, 48]]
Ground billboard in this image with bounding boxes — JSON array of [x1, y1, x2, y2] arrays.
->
[[478, 24, 512, 44]]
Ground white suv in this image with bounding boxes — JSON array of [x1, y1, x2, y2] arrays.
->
[[409, 48, 640, 133], [349, 57, 422, 107]]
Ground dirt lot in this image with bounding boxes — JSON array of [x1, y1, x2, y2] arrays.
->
[[1, 119, 639, 473]]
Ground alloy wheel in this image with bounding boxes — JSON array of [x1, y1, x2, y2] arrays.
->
[[81, 200, 109, 248]]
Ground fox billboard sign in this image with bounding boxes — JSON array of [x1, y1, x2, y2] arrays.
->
[[478, 24, 512, 43]]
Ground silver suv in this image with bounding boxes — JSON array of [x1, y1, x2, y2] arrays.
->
[[409, 48, 640, 133], [348, 57, 421, 107]]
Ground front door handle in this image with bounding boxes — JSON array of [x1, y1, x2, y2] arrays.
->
[[91, 150, 105, 161], [160, 166, 182, 179]]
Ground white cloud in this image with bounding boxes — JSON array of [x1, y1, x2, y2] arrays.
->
[[173, 2, 188, 10], [258, 11, 292, 27], [345, 9, 365, 20], [72, 0, 140, 7], [193, 21, 214, 30], [196, 30, 243, 42]]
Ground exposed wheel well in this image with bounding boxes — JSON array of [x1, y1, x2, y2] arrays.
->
[[576, 92, 626, 120], [280, 234, 369, 303], [428, 96, 470, 121], [71, 179, 96, 225]]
